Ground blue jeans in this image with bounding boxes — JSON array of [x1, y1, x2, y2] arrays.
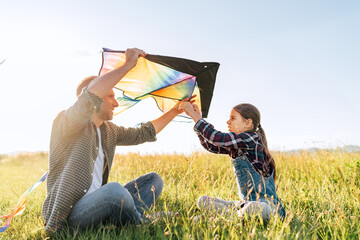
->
[[232, 155, 286, 218], [197, 156, 286, 221], [67, 172, 163, 230]]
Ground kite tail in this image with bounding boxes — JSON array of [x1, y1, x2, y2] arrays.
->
[[0, 171, 48, 233]]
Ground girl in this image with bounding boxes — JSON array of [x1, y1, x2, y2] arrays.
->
[[179, 102, 286, 221]]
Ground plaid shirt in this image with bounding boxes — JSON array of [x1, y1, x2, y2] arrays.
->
[[194, 118, 270, 177], [42, 89, 156, 234]]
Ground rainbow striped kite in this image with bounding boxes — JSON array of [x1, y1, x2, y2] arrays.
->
[[99, 48, 220, 118]]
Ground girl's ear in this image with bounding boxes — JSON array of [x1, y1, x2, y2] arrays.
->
[[246, 118, 254, 129]]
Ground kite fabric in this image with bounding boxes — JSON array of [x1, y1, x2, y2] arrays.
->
[[0, 171, 48, 233], [99, 48, 220, 118]]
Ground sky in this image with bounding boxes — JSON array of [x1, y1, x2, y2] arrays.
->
[[0, 0, 359, 155]]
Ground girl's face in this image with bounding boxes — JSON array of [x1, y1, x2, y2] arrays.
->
[[227, 109, 253, 134]]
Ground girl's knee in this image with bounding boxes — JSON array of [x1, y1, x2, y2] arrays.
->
[[197, 195, 210, 209], [238, 201, 271, 222]]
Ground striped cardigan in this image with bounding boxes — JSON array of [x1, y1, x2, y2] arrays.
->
[[41, 89, 156, 233]]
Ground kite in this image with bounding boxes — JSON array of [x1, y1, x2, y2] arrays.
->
[[99, 48, 220, 118], [0, 171, 48, 233]]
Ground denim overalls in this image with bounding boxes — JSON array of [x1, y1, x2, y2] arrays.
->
[[232, 155, 286, 218]]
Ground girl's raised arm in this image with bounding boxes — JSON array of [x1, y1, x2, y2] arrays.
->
[[194, 119, 258, 151]]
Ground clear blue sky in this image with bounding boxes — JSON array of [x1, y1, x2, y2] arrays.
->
[[0, 0, 359, 154]]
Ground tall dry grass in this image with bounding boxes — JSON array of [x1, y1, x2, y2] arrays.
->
[[0, 149, 359, 239]]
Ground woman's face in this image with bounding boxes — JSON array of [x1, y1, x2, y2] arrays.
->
[[227, 109, 253, 134]]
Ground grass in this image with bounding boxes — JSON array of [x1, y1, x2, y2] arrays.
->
[[0, 150, 359, 239]]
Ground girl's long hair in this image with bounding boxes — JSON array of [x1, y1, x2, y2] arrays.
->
[[233, 103, 276, 181]]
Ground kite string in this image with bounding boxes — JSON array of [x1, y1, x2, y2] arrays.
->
[[171, 119, 193, 123]]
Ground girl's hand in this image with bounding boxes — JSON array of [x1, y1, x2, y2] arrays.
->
[[179, 102, 195, 115], [178, 102, 202, 122], [173, 95, 197, 114], [192, 104, 202, 116]]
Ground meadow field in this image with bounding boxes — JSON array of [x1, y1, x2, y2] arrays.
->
[[0, 149, 359, 239]]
